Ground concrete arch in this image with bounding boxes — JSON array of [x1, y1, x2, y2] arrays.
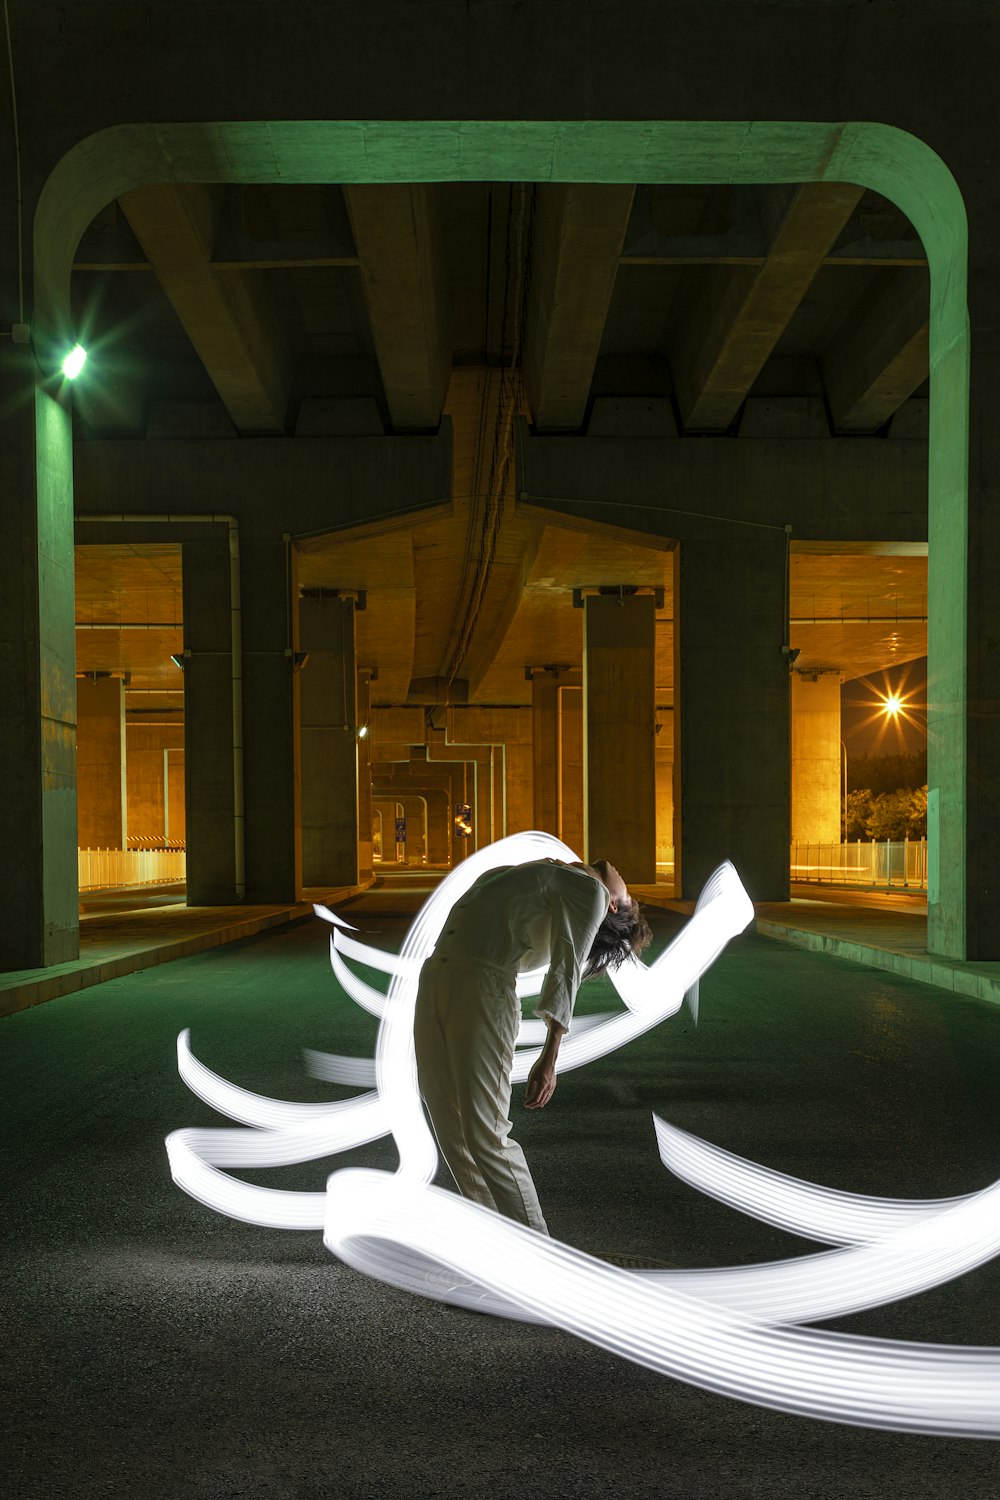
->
[[32, 118, 969, 955]]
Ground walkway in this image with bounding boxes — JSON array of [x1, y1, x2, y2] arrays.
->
[[0, 879, 373, 1018], [635, 879, 1000, 1009], [5, 869, 1000, 1017]]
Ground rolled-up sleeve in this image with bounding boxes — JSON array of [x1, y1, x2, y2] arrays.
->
[[535, 868, 609, 1032]]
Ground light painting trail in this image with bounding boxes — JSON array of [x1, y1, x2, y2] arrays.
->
[[166, 832, 1000, 1438]]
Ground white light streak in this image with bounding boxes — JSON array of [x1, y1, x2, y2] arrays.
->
[[166, 832, 1000, 1438]]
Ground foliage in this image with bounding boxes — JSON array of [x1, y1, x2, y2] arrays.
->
[[847, 752, 927, 795], [845, 785, 928, 841]]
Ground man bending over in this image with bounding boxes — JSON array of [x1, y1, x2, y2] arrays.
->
[[413, 857, 652, 1235]]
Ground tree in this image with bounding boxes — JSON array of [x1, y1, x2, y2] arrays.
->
[[845, 785, 928, 841], [845, 789, 873, 841]]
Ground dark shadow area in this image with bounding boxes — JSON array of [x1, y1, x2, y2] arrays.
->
[[3, 903, 999, 1497]]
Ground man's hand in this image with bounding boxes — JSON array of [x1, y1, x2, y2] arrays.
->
[[524, 1016, 565, 1109], [525, 1057, 557, 1109]]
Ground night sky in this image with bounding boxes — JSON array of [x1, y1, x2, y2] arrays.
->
[[840, 655, 927, 757]]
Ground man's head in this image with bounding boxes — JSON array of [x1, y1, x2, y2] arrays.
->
[[585, 859, 653, 979]]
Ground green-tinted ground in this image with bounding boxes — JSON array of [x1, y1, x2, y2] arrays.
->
[[3, 883, 999, 1498]]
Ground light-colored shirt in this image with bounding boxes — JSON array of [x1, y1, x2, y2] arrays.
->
[[437, 859, 609, 1033]]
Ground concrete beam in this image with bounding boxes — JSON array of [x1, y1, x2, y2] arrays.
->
[[518, 422, 927, 544], [73, 429, 453, 540], [343, 185, 450, 431], [118, 185, 294, 434], [669, 184, 865, 432], [822, 269, 930, 432], [524, 185, 636, 431]]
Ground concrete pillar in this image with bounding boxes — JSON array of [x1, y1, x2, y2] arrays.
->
[[76, 677, 127, 848], [790, 673, 842, 843], [371, 806, 381, 861], [426, 788, 450, 865], [655, 708, 675, 872], [298, 595, 359, 888], [165, 748, 186, 844], [0, 347, 78, 968], [125, 723, 184, 843], [357, 670, 373, 879], [503, 743, 534, 835], [677, 535, 790, 900], [531, 671, 582, 840], [242, 538, 299, 901], [583, 594, 656, 882], [558, 685, 585, 857], [446, 707, 532, 843], [399, 796, 428, 862], [373, 798, 404, 861], [182, 537, 238, 903], [531, 674, 560, 835]]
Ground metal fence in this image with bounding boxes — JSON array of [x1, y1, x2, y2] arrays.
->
[[790, 839, 928, 890], [78, 847, 187, 891]]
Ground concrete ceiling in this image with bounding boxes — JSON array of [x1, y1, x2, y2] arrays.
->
[[71, 181, 930, 719]]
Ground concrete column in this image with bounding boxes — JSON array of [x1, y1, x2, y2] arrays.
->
[[583, 595, 656, 882], [182, 537, 237, 902], [503, 743, 534, 835], [531, 675, 560, 835], [399, 796, 428, 862], [655, 708, 675, 871], [446, 707, 532, 843], [372, 800, 397, 862], [558, 685, 585, 857], [165, 749, 186, 844], [677, 535, 790, 900], [76, 677, 127, 848], [0, 347, 78, 968], [790, 673, 842, 843], [426, 788, 450, 865], [242, 538, 298, 901], [357, 670, 373, 879], [126, 723, 184, 843], [532, 671, 581, 839], [298, 596, 359, 888]]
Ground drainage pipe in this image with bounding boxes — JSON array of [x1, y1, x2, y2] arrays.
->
[[74, 512, 245, 901]]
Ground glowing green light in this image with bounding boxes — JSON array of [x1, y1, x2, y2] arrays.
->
[[61, 343, 87, 380]]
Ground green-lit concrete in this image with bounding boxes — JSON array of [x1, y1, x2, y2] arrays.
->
[[22, 112, 969, 964], [3, 890, 998, 1496]]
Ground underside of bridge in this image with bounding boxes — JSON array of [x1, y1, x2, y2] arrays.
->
[[68, 177, 928, 910]]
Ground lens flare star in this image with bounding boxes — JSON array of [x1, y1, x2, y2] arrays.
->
[[166, 832, 1000, 1439]]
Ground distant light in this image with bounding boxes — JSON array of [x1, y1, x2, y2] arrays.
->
[[61, 343, 87, 380], [357, 724, 368, 740], [883, 693, 902, 717]]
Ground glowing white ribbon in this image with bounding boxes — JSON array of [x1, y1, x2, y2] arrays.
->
[[166, 832, 1000, 1438]]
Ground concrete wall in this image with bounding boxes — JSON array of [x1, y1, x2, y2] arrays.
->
[[126, 724, 185, 844], [76, 677, 126, 849], [791, 674, 842, 844]]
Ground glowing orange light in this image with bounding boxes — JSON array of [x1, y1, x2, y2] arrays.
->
[[883, 693, 903, 717]]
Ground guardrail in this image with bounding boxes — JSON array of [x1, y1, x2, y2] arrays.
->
[[78, 848, 187, 891], [790, 839, 928, 890]]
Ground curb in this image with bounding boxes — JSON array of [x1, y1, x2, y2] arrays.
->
[[754, 918, 1000, 1007]]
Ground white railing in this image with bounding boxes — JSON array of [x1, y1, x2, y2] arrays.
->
[[790, 839, 928, 891], [78, 847, 187, 891]]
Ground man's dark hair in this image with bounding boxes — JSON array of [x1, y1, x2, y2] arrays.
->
[[584, 897, 653, 979]]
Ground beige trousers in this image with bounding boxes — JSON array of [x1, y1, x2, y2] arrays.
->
[[413, 950, 549, 1234]]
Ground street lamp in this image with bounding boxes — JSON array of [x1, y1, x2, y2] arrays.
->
[[840, 740, 848, 843]]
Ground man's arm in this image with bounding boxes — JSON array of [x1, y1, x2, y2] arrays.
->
[[524, 1016, 566, 1109]]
